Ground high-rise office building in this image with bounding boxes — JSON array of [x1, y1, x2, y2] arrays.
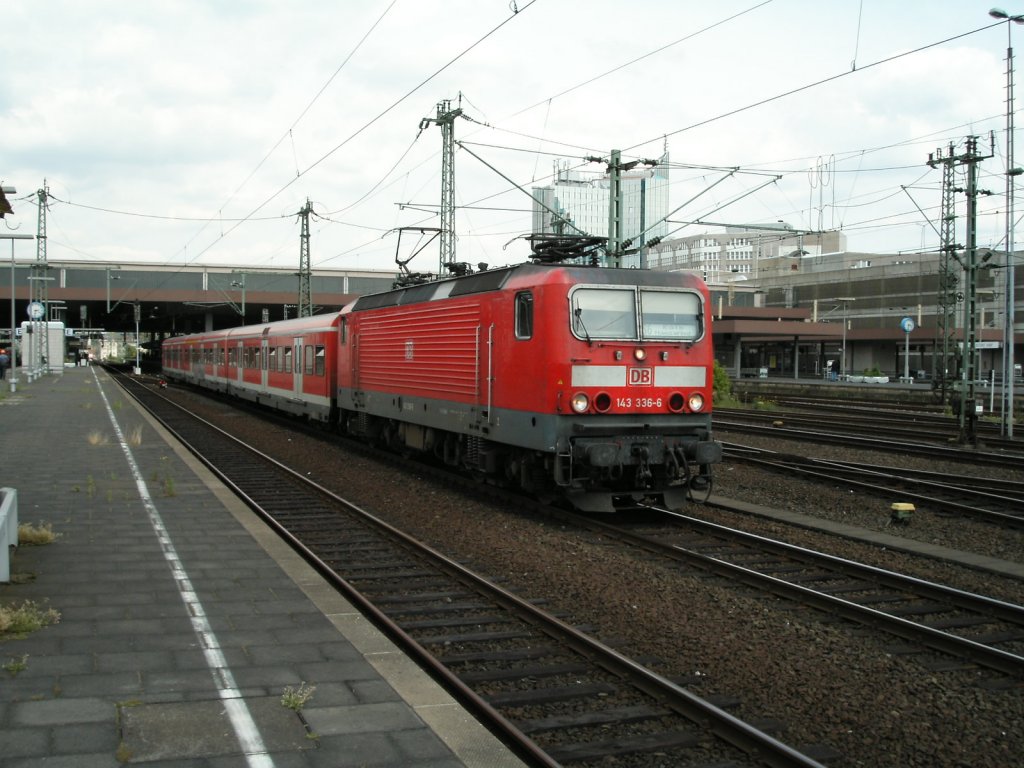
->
[[531, 153, 670, 267]]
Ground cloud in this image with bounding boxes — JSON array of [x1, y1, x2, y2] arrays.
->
[[2, 0, 1016, 272]]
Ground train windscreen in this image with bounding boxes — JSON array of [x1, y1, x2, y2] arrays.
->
[[570, 287, 702, 342]]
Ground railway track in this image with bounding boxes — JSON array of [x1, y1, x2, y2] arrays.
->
[[714, 417, 1024, 468], [722, 442, 1024, 529], [572, 507, 1024, 680], [111, 371, 833, 767], [715, 404, 1022, 453]]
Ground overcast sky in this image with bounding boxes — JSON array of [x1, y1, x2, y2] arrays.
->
[[3, 0, 1021, 276]]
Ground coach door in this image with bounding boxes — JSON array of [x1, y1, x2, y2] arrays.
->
[[261, 336, 269, 390], [293, 337, 303, 396]]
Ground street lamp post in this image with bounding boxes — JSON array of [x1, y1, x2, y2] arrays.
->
[[991, 7, 1024, 437], [836, 297, 856, 379], [106, 266, 121, 312], [133, 302, 141, 375], [230, 271, 247, 319], [2, 229, 34, 393]]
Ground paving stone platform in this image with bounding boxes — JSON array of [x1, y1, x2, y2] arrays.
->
[[0, 366, 526, 768]]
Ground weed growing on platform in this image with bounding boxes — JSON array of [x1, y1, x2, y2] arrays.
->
[[115, 742, 133, 763], [281, 681, 316, 711], [3, 654, 28, 675], [127, 424, 143, 447], [162, 475, 176, 497], [86, 475, 96, 497], [0, 600, 60, 636], [87, 430, 109, 446], [18, 522, 56, 546]]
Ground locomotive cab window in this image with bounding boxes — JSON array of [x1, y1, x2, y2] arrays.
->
[[515, 291, 534, 339], [570, 286, 703, 341], [640, 290, 702, 341], [570, 288, 637, 340]]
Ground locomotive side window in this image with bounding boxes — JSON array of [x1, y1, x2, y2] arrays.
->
[[639, 290, 702, 340], [571, 288, 637, 339], [515, 292, 533, 339]]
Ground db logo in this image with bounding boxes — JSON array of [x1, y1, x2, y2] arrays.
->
[[628, 367, 652, 386]]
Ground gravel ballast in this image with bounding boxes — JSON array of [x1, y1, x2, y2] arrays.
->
[[163, 387, 1024, 767]]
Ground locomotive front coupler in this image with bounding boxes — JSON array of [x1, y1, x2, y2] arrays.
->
[[630, 444, 653, 483]]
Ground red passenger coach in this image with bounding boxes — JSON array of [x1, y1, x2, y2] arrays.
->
[[338, 263, 722, 511], [163, 314, 340, 423]]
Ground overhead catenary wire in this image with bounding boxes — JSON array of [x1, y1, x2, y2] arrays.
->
[[14, 4, 1014, 279]]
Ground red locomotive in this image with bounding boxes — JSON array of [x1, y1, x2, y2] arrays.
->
[[163, 261, 722, 512]]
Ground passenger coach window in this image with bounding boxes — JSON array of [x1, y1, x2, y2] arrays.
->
[[640, 290, 702, 341], [515, 292, 533, 339], [315, 346, 325, 376]]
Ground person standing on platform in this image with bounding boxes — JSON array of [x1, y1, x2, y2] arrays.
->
[[0, 349, 9, 380]]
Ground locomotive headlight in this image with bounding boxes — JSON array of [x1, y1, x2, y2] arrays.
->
[[634, 348, 647, 361], [687, 393, 705, 412], [570, 393, 590, 413]]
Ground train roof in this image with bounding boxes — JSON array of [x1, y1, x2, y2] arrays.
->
[[163, 312, 342, 344], [347, 263, 707, 314]]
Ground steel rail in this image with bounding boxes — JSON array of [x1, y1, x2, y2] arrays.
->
[[571, 510, 1024, 678], [714, 419, 1024, 467], [722, 442, 1024, 528], [114, 371, 829, 768]]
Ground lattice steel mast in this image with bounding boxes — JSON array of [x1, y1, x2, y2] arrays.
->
[[420, 97, 464, 275], [928, 136, 993, 444], [31, 182, 51, 374], [297, 198, 313, 318], [927, 143, 959, 404]]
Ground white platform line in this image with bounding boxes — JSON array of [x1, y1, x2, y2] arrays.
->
[[95, 370, 275, 768]]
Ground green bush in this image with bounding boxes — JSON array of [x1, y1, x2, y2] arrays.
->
[[712, 360, 741, 407]]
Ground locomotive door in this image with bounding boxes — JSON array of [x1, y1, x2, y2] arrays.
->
[[292, 337, 303, 396]]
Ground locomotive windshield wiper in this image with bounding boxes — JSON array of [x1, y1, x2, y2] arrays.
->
[[573, 307, 593, 345]]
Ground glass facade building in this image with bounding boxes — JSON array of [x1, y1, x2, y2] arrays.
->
[[531, 154, 670, 267]]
